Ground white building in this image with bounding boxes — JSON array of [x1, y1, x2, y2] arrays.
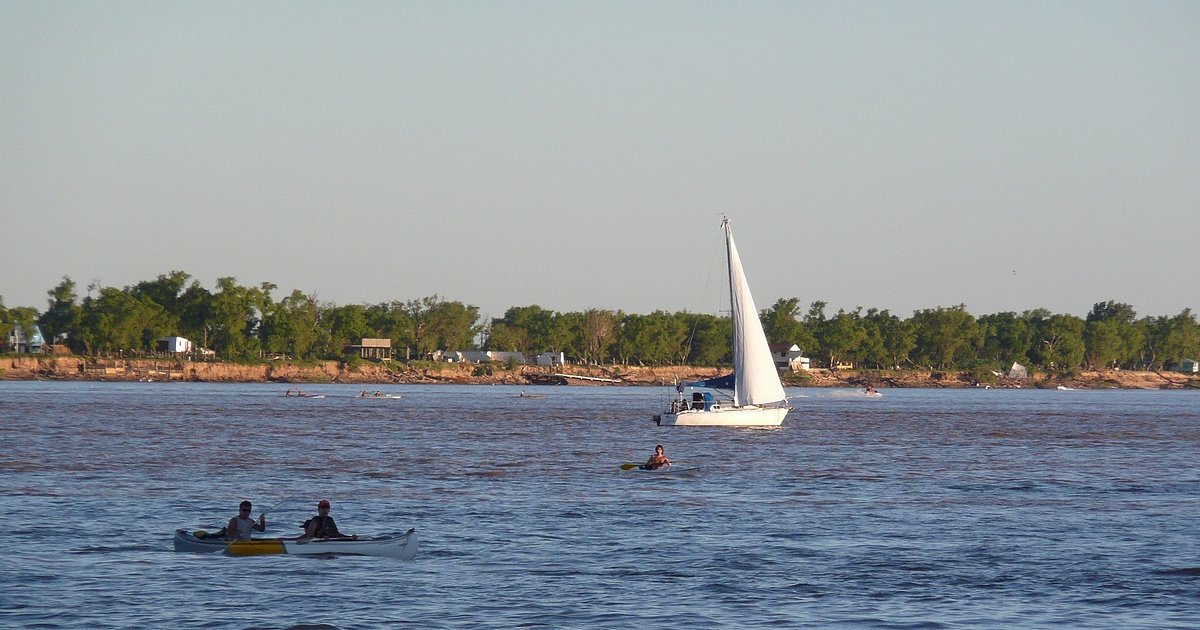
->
[[535, 352, 565, 366], [452, 351, 527, 364], [158, 336, 193, 354], [769, 343, 810, 372]]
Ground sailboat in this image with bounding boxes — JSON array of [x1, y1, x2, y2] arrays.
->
[[654, 218, 791, 427]]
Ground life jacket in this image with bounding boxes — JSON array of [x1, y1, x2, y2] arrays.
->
[[305, 514, 339, 537]]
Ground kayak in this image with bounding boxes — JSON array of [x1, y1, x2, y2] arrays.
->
[[619, 464, 702, 475], [173, 528, 418, 560], [635, 465, 701, 474]]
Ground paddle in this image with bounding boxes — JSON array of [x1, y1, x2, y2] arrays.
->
[[249, 496, 292, 532], [257, 496, 293, 518]]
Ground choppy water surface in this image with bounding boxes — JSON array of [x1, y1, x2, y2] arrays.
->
[[1, 382, 1197, 628]]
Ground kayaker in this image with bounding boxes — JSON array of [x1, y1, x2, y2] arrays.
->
[[641, 444, 671, 470], [302, 499, 357, 540], [226, 500, 266, 540]]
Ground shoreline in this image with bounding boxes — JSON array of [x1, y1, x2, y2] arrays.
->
[[2, 356, 1197, 389]]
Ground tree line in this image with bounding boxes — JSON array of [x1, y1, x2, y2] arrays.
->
[[2, 272, 1198, 372]]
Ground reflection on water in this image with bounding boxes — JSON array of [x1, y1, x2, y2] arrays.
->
[[0, 382, 1197, 628]]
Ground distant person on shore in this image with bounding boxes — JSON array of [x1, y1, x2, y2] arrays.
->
[[226, 500, 266, 540], [641, 444, 671, 470], [301, 500, 357, 540]]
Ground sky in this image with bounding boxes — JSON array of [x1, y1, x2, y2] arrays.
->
[[2, 1, 1197, 323]]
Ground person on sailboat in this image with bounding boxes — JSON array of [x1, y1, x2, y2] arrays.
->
[[641, 445, 671, 470]]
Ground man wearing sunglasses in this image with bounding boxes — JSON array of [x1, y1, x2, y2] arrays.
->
[[225, 500, 267, 540]]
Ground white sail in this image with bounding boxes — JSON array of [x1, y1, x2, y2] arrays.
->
[[726, 221, 788, 407]]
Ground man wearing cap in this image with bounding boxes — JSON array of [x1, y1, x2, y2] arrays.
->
[[301, 499, 357, 540]]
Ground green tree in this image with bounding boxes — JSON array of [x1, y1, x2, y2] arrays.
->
[[407, 297, 479, 354], [858, 308, 906, 369], [1033, 313, 1085, 370], [910, 305, 980, 369], [761, 297, 817, 354], [78, 287, 171, 355], [821, 309, 868, 368], [581, 308, 618, 364], [549, 311, 585, 361], [129, 271, 190, 325], [209, 277, 264, 359], [40, 276, 82, 349], [683, 312, 731, 366], [484, 321, 524, 352], [365, 301, 414, 359], [260, 289, 321, 359], [977, 312, 1033, 368], [177, 281, 215, 350], [1083, 301, 1142, 369], [1139, 309, 1200, 369], [5, 305, 40, 352], [802, 301, 829, 366], [1083, 319, 1124, 369], [326, 303, 371, 358], [486, 305, 556, 352], [615, 311, 689, 365]]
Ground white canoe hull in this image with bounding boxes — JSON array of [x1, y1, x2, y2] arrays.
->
[[283, 529, 417, 560], [655, 405, 788, 427], [631, 465, 703, 474]]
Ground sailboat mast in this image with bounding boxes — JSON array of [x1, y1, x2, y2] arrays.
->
[[722, 216, 738, 403]]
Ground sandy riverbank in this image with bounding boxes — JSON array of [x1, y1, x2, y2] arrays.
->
[[2, 355, 1197, 389]]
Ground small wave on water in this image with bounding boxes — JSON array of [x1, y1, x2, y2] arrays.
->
[[1153, 567, 1200, 576], [0, 383, 1197, 628]]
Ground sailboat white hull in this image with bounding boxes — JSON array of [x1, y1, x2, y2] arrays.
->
[[655, 405, 789, 427]]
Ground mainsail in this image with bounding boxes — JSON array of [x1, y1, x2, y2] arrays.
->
[[725, 220, 787, 407]]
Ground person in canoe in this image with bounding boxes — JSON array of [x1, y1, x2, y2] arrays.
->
[[226, 500, 267, 540], [301, 499, 357, 540], [641, 444, 672, 470]]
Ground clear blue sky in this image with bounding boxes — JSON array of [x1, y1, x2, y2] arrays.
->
[[3, 1, 1197, 321]]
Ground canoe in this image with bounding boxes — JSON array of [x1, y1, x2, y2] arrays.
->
[[632, 465, 702, 475], [619, 464, 702, 475], [173, 528, 418, 560]]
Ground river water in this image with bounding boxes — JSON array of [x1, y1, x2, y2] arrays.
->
[[0, 381, 1196, 628]]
